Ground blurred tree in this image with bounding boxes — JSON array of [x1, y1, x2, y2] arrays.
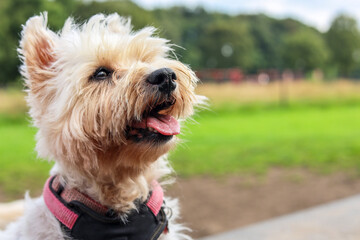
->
[[326, 14, 360, 76], [44, 0, 78, 30], [0, 0, 44, 86], [244, 14, 282, 71], [283, 29, 329, 73], [74, 0, 155, 30], [0, 0, 11, 86], [152, 6, 211, 68], [198, 19, 256, 70], [238, 15, 321, 73], [0, 0, 76, 87]]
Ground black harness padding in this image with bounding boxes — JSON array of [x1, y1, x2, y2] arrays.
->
[[66, 201, 167, 240], [48, 178, 168, 240]]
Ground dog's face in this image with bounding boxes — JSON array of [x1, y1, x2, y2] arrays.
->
[[19, 13, 201, 178]]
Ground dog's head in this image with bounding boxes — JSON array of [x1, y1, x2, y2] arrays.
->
[[19, 13, 203, 178]]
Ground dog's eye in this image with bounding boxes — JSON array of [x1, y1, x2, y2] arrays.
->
[[92, 67, 112, 81]]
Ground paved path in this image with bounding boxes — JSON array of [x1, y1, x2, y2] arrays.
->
[[199, 194, 360, 240]]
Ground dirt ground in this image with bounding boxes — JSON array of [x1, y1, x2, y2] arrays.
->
[[167, 169, 360, 239]]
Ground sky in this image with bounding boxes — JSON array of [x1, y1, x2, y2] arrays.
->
[[132, 0, 360, 32]]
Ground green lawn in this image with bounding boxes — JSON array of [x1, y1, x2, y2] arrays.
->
[[0, 115, 51, 199], [1, 103, 360, 198], [171, 103, 360, 176]]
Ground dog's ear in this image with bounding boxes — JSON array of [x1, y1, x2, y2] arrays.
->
[[19, 12, 57, 88]]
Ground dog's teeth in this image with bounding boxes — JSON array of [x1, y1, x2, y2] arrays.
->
[[147, 127, 158, 133]]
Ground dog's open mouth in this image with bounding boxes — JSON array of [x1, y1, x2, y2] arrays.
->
[[127, 99, 179, 143]]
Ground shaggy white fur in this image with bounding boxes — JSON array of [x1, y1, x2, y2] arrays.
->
[[0, 12, 205, 240]]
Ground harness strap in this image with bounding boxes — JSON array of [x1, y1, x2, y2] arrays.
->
[[43, 177, 78, 229], [146, 180, 164, 216], [43, 176, 165, 230], [52, 176, 108, 215]]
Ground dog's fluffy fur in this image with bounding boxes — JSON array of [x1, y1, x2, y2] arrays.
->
[[0, 12, 204, 240]]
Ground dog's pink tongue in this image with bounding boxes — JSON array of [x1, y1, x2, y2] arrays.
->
[[147, 115, 180, 136]]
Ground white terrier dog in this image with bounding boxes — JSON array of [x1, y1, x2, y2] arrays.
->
[[0, 12, 204, 240]]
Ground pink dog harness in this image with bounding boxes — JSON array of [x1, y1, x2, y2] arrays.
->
[[43, 176, 168, 240]]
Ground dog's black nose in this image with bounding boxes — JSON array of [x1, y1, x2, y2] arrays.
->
[[147, 68, 177, 94]]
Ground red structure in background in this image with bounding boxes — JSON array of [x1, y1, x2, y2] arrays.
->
[[196, 68, 244, 84], [196, 68, 304, 84]]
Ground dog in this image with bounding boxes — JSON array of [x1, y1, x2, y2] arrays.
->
[[0, 12, 205, 240]]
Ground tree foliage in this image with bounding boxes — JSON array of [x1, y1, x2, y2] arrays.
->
[[0, 0, 72, 86], [0, 0, 359, 86], [198, 19, 256, 69], [283, 29, 329, 72], [326, 14, 360, 76]]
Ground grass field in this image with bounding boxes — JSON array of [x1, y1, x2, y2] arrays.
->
[[1, 81, 360, 198], [171, 104, 360, 176], [0, 115, 51, 199]]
